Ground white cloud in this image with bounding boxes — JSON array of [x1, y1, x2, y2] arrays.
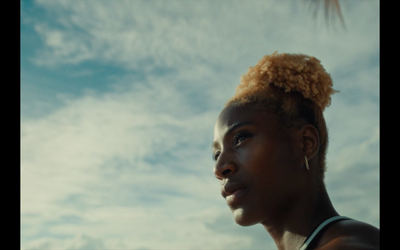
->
[[30, 0, 379, 75], [21, 72, 255, 248], [21, 234, 106, 250]]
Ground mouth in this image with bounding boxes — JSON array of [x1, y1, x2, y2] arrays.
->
[[222, 182, 248, 205], [225, 188, 247, 205]]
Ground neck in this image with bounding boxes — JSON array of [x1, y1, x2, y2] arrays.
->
[[261, 181, 338, 250]]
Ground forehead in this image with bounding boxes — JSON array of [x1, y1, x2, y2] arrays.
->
[[216, 106, 259, 127], [213, 105, 278, 140]]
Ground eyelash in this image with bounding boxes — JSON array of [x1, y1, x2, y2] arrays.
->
[[233, 132, 251, 147], [212, 152, 220, 162], [212, 132, 252, 161]]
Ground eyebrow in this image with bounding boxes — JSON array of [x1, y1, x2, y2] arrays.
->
[[212, 121, 254, 149]]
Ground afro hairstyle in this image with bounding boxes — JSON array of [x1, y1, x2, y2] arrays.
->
[[226, 51, 338, 178]]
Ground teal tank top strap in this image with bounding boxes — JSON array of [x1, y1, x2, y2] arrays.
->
[[299, 216, 351, 250]]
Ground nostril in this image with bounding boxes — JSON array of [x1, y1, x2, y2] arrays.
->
[[222, 169, 231, 175]]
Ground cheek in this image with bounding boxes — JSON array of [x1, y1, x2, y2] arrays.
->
[[244, 143, 277, 171], [244, 141, 298, 186], [275, 141, 301, 172]]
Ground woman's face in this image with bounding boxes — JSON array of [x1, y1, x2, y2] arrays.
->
[[212, 105, 305, 226]]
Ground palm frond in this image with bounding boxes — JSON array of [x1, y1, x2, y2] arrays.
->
[[307, 0, 346, 28]]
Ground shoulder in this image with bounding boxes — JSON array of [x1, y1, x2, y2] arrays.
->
[[315, 219, 380, 250]]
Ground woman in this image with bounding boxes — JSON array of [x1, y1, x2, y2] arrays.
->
[[211, 52, 379, 250]]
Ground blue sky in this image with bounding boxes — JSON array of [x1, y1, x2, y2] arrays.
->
[[21, 1, 379, 249]]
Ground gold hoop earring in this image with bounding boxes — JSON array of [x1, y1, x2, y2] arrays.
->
[[304, 156, 309, 171]]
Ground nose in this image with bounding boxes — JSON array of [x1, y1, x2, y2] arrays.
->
[[213, 153, 237, 180]]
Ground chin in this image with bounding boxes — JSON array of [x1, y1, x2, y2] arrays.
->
[[233, 208, 259, 227]]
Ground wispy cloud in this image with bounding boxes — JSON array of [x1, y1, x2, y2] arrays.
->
[[30, 1, 379, 72], [21, 73, 235, 248]]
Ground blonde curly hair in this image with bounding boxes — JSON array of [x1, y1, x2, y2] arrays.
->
[[226, 52, 338, 177]]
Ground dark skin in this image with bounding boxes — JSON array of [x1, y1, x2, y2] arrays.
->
[[212, 105, 379, 250]]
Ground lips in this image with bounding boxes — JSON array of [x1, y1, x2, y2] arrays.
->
[[222, 181, 248, 205]]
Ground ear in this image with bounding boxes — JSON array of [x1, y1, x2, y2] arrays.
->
[[299, 124, 320, 161]]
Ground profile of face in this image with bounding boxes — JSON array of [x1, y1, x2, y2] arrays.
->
[[212, 105, 307, 226]]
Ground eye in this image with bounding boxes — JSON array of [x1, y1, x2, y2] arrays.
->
[[212, 151, 220, 161], [233, 132, 252, 147]]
